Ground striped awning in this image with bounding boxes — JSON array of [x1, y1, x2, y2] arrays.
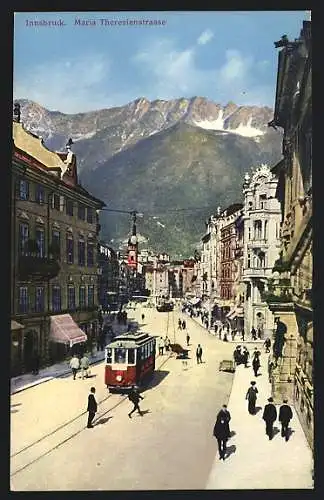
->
[[50, 314, 87, 347]]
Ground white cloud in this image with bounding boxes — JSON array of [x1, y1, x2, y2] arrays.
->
[[132, 38, 274, 106], [13, 53, 133, 113], [197, 29, 214, 45]]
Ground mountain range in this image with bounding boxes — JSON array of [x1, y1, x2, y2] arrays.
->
[[16, 97, 283, 257]]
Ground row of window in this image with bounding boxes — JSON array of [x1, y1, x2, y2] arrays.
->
[[221, 286, 232, 300], [19, 222, 95, 266], [247, 194, 268, 211], [106, 341, 155, 364], [246, 252, 267, 269], [222, 264, 232, 280], [18, 285, 95, 314], [17, 179, 95, 223]]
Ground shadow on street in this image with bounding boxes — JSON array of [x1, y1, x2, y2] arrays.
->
[[273, 426, 280, 438], [142, 370, 170, 392], [225, 444, 236, 459], [95, 416, 113, 425], [229, 430, 236, 438], [255, 406, 263, 414]]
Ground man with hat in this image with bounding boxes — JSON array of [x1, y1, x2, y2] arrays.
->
[[262, 397, 277, 440], [279, 399, 293, 441]]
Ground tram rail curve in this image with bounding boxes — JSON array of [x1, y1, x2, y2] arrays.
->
[[11, 310, 176, 478]]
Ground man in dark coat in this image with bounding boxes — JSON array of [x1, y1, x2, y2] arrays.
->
[[242, 346, 249, 368], [264, 337, 271, 353], [213, 405, 231, 460], [251, 326, 257, 340], [196, 344, 203, 364], [246, 381, 258, 414], [279, 399, 293, 441], [128, 385, 144, 418], [252, 354, 261, 377], [262, 397, 277, 440], [186, 333, 190, 346], [87, 387, 97, 428]]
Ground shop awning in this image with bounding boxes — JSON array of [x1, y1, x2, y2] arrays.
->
[[226, 306, 244, 320], [50, 314, 87, 347], [11, 320, 24, 331]]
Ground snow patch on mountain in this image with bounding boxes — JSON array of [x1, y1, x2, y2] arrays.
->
[[73, 131, 97, 141], [227, 117, 265, 137], [193, 114, 265, 137]]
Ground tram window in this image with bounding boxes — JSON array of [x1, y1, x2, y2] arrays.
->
[[128, 349, 135, 364], [106, 348, 112, 364], [148, 343, 151, 356], [115, 348, 126, 364]]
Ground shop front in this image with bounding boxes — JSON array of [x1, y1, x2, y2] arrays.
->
[[11, 320, 24, 377]]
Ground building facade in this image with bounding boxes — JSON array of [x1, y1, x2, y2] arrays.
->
[[265, 21, 313, 449], [242, 164, 281, 337], [11, 112, 105, 375], [98, 242, 120, 312]]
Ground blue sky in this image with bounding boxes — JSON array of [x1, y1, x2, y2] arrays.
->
[[13, 11, 309, 114]]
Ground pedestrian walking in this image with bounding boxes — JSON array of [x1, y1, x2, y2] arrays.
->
[[186, 333, 190, 346], [164, 335, 171, 351], [242, 346, 249, 368], [246, 381, 258, 414], [251, 326, 257, 340], [87, 387, 97, 428], [182, 320, 186, 330], [178, 318, 182, 330], [264, 338, 271, 353], [141, 313, 145, 322], [252, 355, 261, 377], [80, 354, 90, 379], [213, 405, 231, 460], [159, 337, 164, 356], [257, 328, 262, 339], [128, 385, 144, 418], [262, 397, 277, 440], [69, 354, 80, 380], [279, 399, 293, 441], [223, 332, 228, 342], [214, 324, 218, 334], [196, 344, 203, 364]]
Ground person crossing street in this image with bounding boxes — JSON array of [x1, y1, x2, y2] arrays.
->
[[128, 385, 144, 418], [196, 344, 203, 364], [86, 387, 97, 428]]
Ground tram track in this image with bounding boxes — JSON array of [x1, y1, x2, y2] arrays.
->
[[11, 311, 176, 478]]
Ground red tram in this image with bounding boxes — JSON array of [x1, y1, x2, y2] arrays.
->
[[104, 332, 156, 391]]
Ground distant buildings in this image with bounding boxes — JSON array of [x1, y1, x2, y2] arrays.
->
[[11, 107, 105, 376]]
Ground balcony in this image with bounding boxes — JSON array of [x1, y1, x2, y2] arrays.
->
[[18, 254, 60, 281], [262, 277, 293, 306], [242, 268, 268, 279]]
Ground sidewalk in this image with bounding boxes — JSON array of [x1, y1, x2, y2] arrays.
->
[[206, 353, 314, 489], [186, 313, 265, 344], [10, 319, 128, 395]]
